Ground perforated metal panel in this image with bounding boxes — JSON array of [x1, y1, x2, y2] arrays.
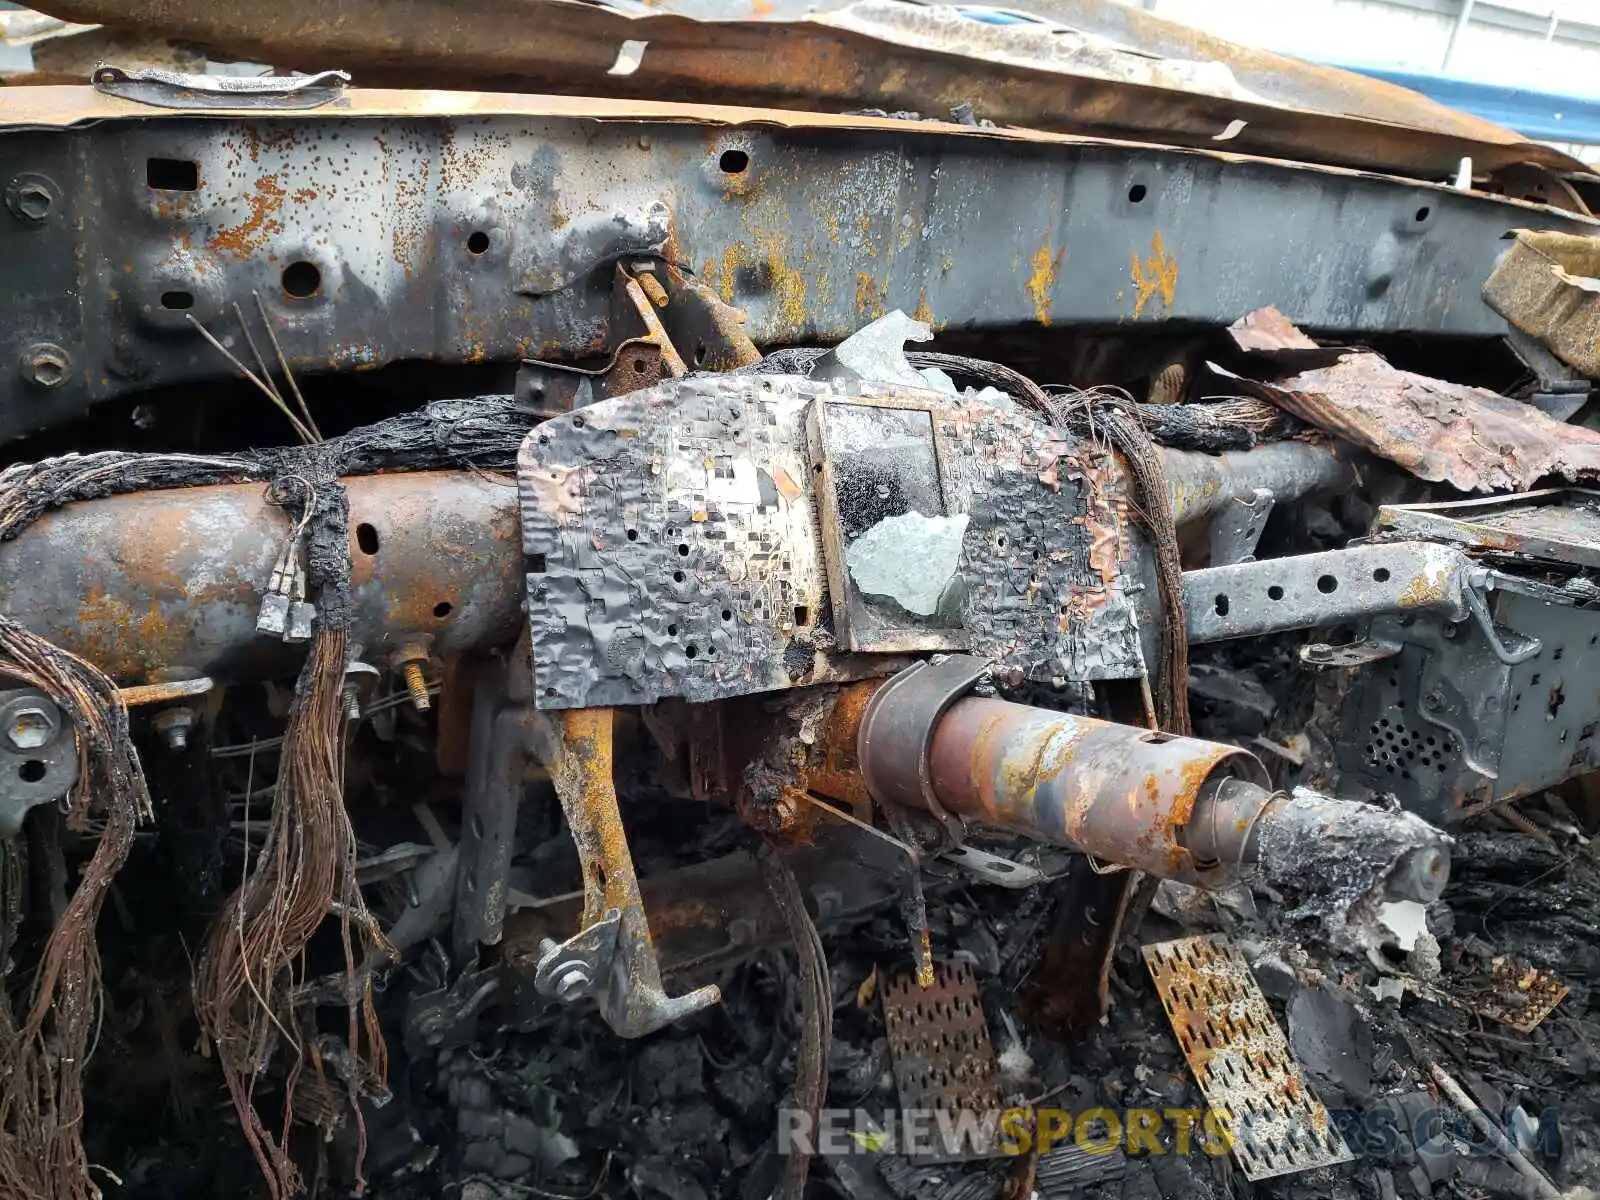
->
[[1143, 935, 1353, 1181], [881, 959, 1005, 1159]]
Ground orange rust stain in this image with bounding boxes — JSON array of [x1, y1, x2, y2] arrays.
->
[[911, 288, 934, 326], [1025, 243, 1065, 326], [1131, 230, 1178, 319], [1398, 569, 1450, 609], [755, 233, 807, 331], [718, 244, 742, 303], [210, 173, 287, 260], [854, 272, 886, 319]]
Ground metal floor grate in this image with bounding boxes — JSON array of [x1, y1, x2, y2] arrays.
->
[[881, 959, 1005, 1159], [1143, 934, 1354, 1181]]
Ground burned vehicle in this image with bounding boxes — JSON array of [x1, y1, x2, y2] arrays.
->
[[2, 10, 1600, 1199]]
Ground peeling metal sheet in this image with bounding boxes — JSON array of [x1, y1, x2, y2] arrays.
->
[[1219, 322, 1600, 491], [518, 375, 1147, 708], [1376, 489, 1600, 570], [24, 0, 1589, 180], [1142, 935, 1354, 1182]]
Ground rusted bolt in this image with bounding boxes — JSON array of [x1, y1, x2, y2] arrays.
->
[[20, 343, 69, 390], [402, 661, 431, 711], [153, 706, 195, 752], [5, 704, 56, 750], [1423, 690, 1444, 712], [1305, 642, 1332, 662], [390, 642, 433, 712]]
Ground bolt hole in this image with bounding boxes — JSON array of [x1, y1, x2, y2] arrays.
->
[[1128, 183, 1148, 203], [721, 609, 733, 621], [466, 230, 490, 255], [355, 523, 381, 555], [673, 570, 685, 583], [1317, 574, 1338, 594], [667, 623, 678, 636], [1214, 594, 1230, 616], [685, 644, 699, 659], [1415, 205, 1431, 222], [678, 543, 690, 556], [160, 290, 194, 310], [719, 148, 750, 174], [633, 358, 648, 374], [433, 601, 453, 618], [146, 157, 198, 191], [281, 260, 321, 299], [17, 760, 45, 783], [626, 528, 639, 541], [1267, 585, 1284, 601], [1373, 567, 1391, 582]]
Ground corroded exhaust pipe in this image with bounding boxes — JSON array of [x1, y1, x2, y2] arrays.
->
[[848, 656, 1450, 903]]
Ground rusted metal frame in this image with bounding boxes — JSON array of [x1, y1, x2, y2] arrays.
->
[[2, 108, 1591, 440], [537, 707, 720, 1037]]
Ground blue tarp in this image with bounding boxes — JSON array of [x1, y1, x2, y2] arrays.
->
[[1338, 63, 1600, 145]]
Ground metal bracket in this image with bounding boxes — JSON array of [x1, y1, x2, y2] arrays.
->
[[0, 689, 78, 839], [1464, 581, 1542, 665], [1300, 638, 1403, 668], [937, 844, 1045, 888], [534, 909, 621, 1002], [859, 654, 990, 847], [1417, 670, 1499, 780], [92, 65, 350, 110], [1208, 487, 1275, 566], [1184, 541, 1472, 644], [540, 708, 719, 1036], [516, 340, 665, 418]]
